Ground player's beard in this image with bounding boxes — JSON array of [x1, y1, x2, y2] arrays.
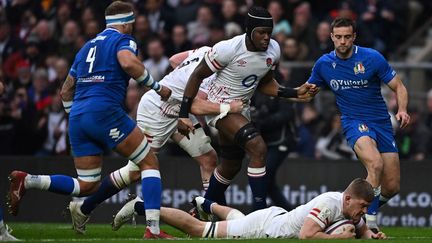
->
[[336, 45, 352, 58]]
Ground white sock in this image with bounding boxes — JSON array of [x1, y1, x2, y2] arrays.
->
[[146, 209, 160, 234], [0, 220, 5, 234], [24, 175, 51, 190]]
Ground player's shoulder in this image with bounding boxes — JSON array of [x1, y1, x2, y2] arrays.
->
[[214, 34, 244, 52], [356, 46, 384, 58], [267, 39, 281, 57], [316, 191, 343, 204]]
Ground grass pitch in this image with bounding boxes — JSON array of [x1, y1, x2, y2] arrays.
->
[[6, 223, 432, 243]]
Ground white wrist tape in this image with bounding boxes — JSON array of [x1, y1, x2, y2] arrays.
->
[[62, 100, 73, 113], [136, 69, 161, 92], [220, 103, 231, 114]]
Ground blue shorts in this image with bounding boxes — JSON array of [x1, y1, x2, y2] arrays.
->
[[341, 118, 398, 153], [69, 108, 136, 157]]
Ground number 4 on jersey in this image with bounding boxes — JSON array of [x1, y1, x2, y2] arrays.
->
[[86, 46, 97, 73]]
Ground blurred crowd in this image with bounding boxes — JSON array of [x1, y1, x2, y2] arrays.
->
[[0, 0, 431, 160]]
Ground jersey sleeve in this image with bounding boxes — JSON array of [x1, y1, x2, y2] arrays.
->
[[306, 58, 326, 87], [204, 40, 233, 72], [306, 200, 338, 229], [117, 36, 138, 56], [271, 40, 281, 71], [374, 50, 396, 84]]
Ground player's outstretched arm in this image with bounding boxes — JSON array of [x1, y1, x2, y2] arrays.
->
[[299, 218, 355, 239], [117, 50, 171, 100], [191, 97, 243, 116], [60, 74, 76, 113], [387, 75, 410, 128]]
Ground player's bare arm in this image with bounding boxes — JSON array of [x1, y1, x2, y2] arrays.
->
[[169, 51, 189, 69], [60, 75, 76, 113], [257, 71, 318, 101], [191, 98, 243, 115], [299, 218, 355, 239], [178, 59, 214, 137], [387, 75, 410, 128], [117, 50, 171, 101]]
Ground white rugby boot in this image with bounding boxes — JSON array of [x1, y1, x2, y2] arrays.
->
[[68, 201, 90, 234]]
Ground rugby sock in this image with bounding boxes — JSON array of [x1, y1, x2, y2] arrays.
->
[[81, 176, 119, 215], [247, 167, 267, 210], [201, 197, 215, 214], [367, 186, 381, 216], [141, 169, 162, 235], [379, 194, 390, 208], [134, 201, 146, 216], [204, 170, 230, 205], [25, 175, 79, 195]]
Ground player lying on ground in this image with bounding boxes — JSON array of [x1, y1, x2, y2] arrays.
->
[[113, 178, 386, 240]]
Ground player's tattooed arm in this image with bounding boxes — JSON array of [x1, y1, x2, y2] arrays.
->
[[60, 75, 76, 102]]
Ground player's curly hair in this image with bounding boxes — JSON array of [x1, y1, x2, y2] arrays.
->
[[105, 1, 134, 16], [345, 178, 374, 202], [331, 17, 357, 33]]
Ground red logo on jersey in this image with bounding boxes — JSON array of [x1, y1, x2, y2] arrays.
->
[[266, 58, 273, 67], [236, 59, 247, 67]]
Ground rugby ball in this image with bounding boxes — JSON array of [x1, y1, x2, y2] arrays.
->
[[325, 219, 355, 235]]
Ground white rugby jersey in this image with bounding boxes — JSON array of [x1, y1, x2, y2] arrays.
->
[[266, 192, 364, 238], [204, 34, 280, 104], [144, 46, 214, 117]]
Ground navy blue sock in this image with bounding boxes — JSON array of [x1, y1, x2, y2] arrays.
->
[[248, 168, 268, 210], [367, 195, 380, 215], [81, 176, 120, 215], [204, 174, 229, 205], [134, 201, 145, 216], [48, 175, 77, 195], [201, 198, 215, 214]]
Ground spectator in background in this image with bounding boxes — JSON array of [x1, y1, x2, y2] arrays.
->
[[175, 0, 201, 26], [280, 36, 309, 87], [316, 113, 356, 160], [209, 21, 226, 46], [267, 0, 291, 38], [143, 38, 170, 81], [297, 103, 323, 158], [165, 24, 192, 57], [37, 89, 67, 156], [29, 19, 58, 59], [187, 5, 213, 47], [141, 0, 175, 39], [10, 86, 38, 155], [53, 2, 72, 39], [220, 0, 244, 28], [58, 20, 81, 64], [309, 21, 333, 60], [395, 107, 429, 161], [84, 20, 100, 40], [291, 2, 316, 49], [133, 15, 152, 54], [0, 20, 23, 65], [17, 10, 38, 42], [28, 68, 50, 110]]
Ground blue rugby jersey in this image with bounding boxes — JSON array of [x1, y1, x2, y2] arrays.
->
[[69, 28, 138, 116], [307, 46, 396, 121]]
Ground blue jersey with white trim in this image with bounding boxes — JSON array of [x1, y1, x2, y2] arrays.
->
[[69, 28, 138, 116], [307, 46, 395, 121]]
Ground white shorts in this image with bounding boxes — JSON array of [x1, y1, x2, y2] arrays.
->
[[226, 206, 287, 239], [136, 93, 198, 149], [205, 106, 251, 127]]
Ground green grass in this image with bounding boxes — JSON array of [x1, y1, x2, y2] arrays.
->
[[5, 223, 432, 242]]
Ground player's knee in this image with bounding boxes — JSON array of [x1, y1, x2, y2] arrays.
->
[[78, 181, 100, 196], [367, 160, 384, 173], [179, 126, 214, 157], [234, 123, 260, 148], [218, 161, 242, 179], [110, 161, 140, 189], [244, 136, 267, 161], [219, 145, 245, 161], [196, 150, 218, 171]]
